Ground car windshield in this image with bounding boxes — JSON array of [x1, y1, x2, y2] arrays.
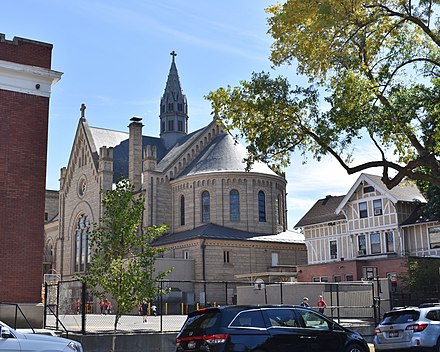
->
[[381, 310, 420, 325]]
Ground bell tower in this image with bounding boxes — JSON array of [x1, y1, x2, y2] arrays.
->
[[159, 51, 188, 149]]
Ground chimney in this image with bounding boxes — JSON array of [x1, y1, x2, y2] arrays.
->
[[129, 117, 143, 190]]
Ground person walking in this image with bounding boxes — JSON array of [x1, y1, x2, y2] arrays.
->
[[317, 295, 327, 314], [300, 297, 310, 307], [141, 301, 148, 323], [151, 303, 157, 317]]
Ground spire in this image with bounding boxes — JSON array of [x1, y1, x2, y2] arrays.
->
[[159, 51, 189, 149]]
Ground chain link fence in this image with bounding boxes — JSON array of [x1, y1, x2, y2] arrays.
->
[[44, 279, 376, 335]]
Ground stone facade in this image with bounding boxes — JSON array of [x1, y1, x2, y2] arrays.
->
[[0, 34, 61, 303], [46, 54, 306, 304]]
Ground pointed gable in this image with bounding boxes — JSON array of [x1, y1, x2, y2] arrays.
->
[[335, 173, 426, 214]]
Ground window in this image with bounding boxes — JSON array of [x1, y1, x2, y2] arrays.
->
[[178, 120, 183, 132], [345, 274, 354, 281], [229, 189, 240, 221], [258, 191, 266, 222], [231, 311, 266, 328], [373, 199, 383, 216], [363, 266, 378, 279], [386, 231, 394, 252], [334, 275, 342, 282], [266, 308, 298, 328], [363, 185, 375, 193], [313, 276, 328, 282], [201, 191, 210, 223], [428, 227, 440, 249], [223, 250, 230, 263], [426, 310, 440, 321], [359, 202, 368, 218], [297, 309, 331, 330], [370, 233, 381, 254], [178, 103, 183, 112], [75, 214, 90, 272], [168, 120, 174, 131], [161, 121, 165, 133], [276, 194, 283, 224], [180, 195, 185, 226], [330, 240, 337, 259], [168, 102, 173, 111], [271, 252, 278, 266], [44, 212, 48, 221], [358, 234, 366, 255], [183, 251, 190, 259]]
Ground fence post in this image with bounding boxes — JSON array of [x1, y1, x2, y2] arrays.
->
[[336, 283, 340, 324], [43, 282, 48, 328], [225, 282, 228, 305], [160, 280, 163, 333], [56, 281, 60, 331], [329, 284, 334, 320], [81, 281, 86, 335], [280, 282, 283, 304]]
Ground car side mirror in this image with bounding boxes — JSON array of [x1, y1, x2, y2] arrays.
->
[[1, 327, 11, 338]]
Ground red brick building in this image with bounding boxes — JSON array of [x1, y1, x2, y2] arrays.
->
[[0, 34, 61, 303]]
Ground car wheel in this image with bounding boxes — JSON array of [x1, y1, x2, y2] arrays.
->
[[434, 338, 440, 352], [345, 343, 367, 352]]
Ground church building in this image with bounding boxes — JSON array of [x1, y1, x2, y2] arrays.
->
[[48, 53, 306, 305]]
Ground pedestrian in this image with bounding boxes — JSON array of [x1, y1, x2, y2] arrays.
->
[[141, 301, 148, 323], [300, 297, 310, 307], [151, 303, 157, 317], [317, 295, 327, 314]]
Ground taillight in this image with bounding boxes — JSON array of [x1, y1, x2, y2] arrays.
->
[[176, 334, 229, 346], [374, 328, 381, 335], [406, 323, 428, 332], [203, 334, 229, 344]]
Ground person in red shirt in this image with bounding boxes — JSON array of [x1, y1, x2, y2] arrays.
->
[[317, 295, 327, 314]]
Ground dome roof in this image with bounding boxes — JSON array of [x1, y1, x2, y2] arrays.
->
[[179, 133, 277, 177]]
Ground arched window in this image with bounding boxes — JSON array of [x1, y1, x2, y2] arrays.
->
[[201, 191, 210, 223], [258, 191, 266, 222], [180, 195, 185, 226], [230, 189, 240, 221], [277, 194, 283, 224], [75, 214, 90, 272]]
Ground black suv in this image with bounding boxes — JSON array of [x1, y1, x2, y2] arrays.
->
[[176, 305, 369, 352]]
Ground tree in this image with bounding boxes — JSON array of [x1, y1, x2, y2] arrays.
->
[[80, 178, 171, 332], [400, 257, 440, 293], [207, 0, 440, 189]]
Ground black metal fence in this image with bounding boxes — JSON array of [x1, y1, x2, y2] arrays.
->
[[43, 279, 376, 335]]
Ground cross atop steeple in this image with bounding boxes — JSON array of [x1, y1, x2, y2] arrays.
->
[[170, 50, 177, 63], [80, 103, 86, 119]]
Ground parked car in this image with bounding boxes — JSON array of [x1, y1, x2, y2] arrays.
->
[[176, 305, 369, 352], [0, 321, 83, 351], [374, 303, 440, 351]]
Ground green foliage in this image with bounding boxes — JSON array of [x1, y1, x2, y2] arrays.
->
[[400, 257, 440, 292], [80, 178, 171, 329], [207, 0, 440, 189]]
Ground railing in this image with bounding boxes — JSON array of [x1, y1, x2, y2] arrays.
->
[[0, 302, 35, 332]]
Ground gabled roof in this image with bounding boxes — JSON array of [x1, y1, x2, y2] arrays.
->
[[179, 133, 277, 177], [295, 195, 346, 228], [335, 173, 426, 214], [152, 223, 304, 246], [400, 205, 438, 226]]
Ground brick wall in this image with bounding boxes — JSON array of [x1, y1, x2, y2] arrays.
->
[[0, 34, 52, 68], [0, 35, 53, 303]]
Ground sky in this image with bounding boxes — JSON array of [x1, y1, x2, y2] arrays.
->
[[2, 0, 375, 227]]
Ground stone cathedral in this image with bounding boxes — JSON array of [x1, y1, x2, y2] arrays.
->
[[46, 53, 306, 304]]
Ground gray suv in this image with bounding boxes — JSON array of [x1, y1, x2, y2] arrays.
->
[[374, 303, 440, 352]]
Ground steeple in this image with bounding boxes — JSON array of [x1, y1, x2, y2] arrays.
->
[[159, 51, 188, 149]]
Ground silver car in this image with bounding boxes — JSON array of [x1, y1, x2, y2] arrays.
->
[[374, 304, 440, 352], [0, 321, 83, 351]]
